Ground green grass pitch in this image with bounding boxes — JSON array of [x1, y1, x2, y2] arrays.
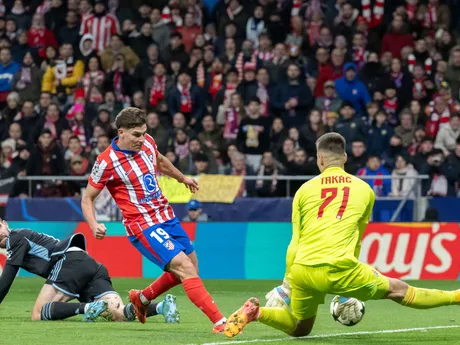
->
[[1, 278, 460, 345]]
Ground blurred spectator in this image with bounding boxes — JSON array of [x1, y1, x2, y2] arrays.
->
[[12, 51, 42, 103], [177, 13, 201, 53], [193, 152, 211, 174], [367, 110, 393, 156], [80, 0, 120, 52], [445, 46, 460, 102], [0, 47, 19, 106], [57, 10, 80, 50], [300, 108, 325, 156], [255, 151, 280, 197], [395, 110, 416, 147], [26, 129, 67, 196], [237, 97, 270, 171], [314, 81, 341, 120], [334, 101, 367, 153], [167, 71, 204, 126], [225, 151, 255, 197], [130, 23, 154, 61], [150, 8, 172, 52], [390, 154, 418, 197], [35, 102, 69, 141], [68, 155, 90, 196], [28, 13, 57, 60], [434, 114, 460, 156], [420, 149, 452, 196], [82, 56, 105, 105], [182, 199, 209, 222], [272, 63, 313, 127], [42, 43, 84, 96], [100, 34, 139, 74], [145, 63, 173, 115], [104, 53, 132, 104], [199, 114, 223, 152], [345, 140, 367, 175], [146, 112, 168, 153], [358, 155, 391, 197], [89, 134, 109, 165], [335, 62, 371, 116], [381, 14, 413, 59]]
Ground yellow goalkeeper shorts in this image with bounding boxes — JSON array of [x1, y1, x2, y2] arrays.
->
[[287, 262, 390, 321]]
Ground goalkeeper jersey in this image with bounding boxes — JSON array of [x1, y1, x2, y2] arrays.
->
[[287, 166, 375, 271]]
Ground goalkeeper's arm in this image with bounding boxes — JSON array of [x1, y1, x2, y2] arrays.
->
[[265, 191, 301, 308], [0, 264, 19, 304]]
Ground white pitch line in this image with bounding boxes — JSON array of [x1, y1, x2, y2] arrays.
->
[[187, 325, 460, 345]]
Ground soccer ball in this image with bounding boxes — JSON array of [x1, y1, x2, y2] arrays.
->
[[330, 295, 365, 326]]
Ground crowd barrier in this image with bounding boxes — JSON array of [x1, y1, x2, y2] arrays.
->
[[1, 222, 458, 280], [6, 197, 416, 222]]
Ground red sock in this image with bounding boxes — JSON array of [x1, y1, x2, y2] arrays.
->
[[182, 277, 224, 324], [142, 272, 181, 301]]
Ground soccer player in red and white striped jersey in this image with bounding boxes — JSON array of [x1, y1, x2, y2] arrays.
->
[[79, 0, 119, 52], [82, 107, 227, 333]]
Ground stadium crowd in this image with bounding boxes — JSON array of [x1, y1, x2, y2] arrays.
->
[[0, 0, 458, 198]]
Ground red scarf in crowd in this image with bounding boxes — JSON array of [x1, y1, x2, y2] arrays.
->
[[223, 83, 237, 105], [406, 2, 417, 21], [224, 107, 239, 140], [149, 76, 166, 106], [178, 83, 192, 113], [361, 0, 385, 28], [353, 46, 366, 69], [412, 78, 427, 100], [113, 71, 124, 102], [44, 115, 58, 138], [208, 73, 223, 99], [383, 97, 398, 125], [255, 50, 273, 62], [72, 123, 87, 147], [424, 4, 437, 29]]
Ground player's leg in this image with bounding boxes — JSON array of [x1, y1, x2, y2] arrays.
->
[[129, 220, 225, 330], [166, 220, 226, 330], [42, 252, 109, 321], [329, 262, 460, 309], [139, 220, 198, 302], [31, 283, 73, 320], [225, 263, 322, 338], [384, 277, 460, 309]]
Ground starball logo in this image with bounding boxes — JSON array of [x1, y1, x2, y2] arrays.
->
[[359, 223, 460, 280]]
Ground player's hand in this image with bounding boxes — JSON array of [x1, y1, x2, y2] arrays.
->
[[92, 223, 107, 240], [182, 176, 199, 193], [265, 278, 291, 308]]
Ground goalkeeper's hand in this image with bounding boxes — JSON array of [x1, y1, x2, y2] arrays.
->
[[265, 279, 291, 308]]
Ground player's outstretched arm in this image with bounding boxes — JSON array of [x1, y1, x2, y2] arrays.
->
[[82, 184, 107, 240], [157, 152, 199, 193], [0, 264, 19, 304]]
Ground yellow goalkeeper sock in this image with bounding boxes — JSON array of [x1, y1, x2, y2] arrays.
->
[[401, 286, 460, 309], [258, 307, 297, 334]]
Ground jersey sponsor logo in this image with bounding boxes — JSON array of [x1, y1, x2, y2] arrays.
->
[[143, 173, 157, 193], [139, 190, 161, 204], [359, 223, 460, 280]]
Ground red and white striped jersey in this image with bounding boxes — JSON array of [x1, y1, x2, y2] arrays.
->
[[79, 14, 120, 52], [88, 134, 175, 237]]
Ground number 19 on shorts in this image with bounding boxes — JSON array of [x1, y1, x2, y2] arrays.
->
[[150, 228, 170, 243]]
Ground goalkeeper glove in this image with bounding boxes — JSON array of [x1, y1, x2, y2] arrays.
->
[[265, 279, 291, 308]]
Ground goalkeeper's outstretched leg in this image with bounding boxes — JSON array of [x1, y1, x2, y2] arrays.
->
[[384, 277, 460, 309], [224, 297, 316, 338]]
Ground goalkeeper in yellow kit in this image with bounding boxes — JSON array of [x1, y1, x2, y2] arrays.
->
[[224, 132, 460, 338]]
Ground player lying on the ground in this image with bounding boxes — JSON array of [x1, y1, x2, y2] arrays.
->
[[224, 133, 460, 338], [82, 107, 227, 333], [0, 220, 179, 323]]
